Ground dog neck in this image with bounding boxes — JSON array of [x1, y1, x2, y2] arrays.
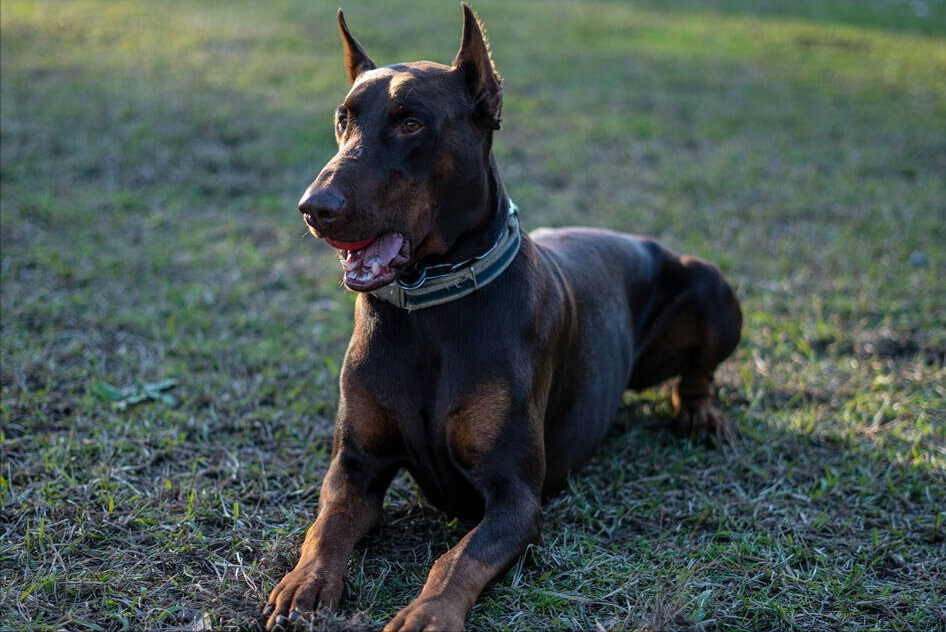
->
[[436, 150, 511, 267], [368, 203, 520, 311], [368, 155, 521, 311]]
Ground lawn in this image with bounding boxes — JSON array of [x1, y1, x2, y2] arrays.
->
[[1, 1, 944, 631]]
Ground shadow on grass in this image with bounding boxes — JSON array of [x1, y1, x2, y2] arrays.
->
[[311, 383, 944, 631]]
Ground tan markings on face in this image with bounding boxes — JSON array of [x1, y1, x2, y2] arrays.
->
[[435, 153, 455, 181], [392, 179, 437, 262], [449, 381, 511, 469]]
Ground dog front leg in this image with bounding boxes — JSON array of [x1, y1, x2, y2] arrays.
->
[[264, 450, 393, 630], [384, 485, 542, 632]]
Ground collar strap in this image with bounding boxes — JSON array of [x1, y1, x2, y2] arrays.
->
[[370, 201, 521, 310]]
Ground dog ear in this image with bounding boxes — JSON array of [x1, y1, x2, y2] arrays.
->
[[338, 9, 376, 85], [453, 3, 502, 130]]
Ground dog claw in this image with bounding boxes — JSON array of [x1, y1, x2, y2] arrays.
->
[[675, 404, 735, 446]]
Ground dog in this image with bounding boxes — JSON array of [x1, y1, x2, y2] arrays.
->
[[264, 4, 741, 630]]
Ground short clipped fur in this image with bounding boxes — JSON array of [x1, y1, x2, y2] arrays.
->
[[265, 5, 742, 631]]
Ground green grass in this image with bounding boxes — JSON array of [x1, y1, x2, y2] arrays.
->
[[2, 1, 944, 630]]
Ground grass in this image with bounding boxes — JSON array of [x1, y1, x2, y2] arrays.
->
[[1, 1, 944, 630]]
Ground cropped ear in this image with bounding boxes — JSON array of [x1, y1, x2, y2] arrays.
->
[[452, 3, 502, 130], [338, 9, 376, 84]]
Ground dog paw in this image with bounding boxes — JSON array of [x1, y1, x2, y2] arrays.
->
[[674, 401, 737, 446], [383, 598, 466, 632], [263, 562, 344, 630]]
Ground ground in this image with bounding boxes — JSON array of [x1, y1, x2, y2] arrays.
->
[[1, 1, 944, 631]]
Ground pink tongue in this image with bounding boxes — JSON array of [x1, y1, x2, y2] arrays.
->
[[342, 232, 406, 284], [362, 233, 404, 267]]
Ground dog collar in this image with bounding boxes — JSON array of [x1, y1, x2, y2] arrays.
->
[[369, 201, 521, 310]]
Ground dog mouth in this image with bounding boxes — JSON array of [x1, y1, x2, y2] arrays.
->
[[324, 232, 411, 292]]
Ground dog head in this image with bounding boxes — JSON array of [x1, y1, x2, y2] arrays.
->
[[299, 4, 503, 292]]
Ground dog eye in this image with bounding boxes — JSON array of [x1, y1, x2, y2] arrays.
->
[[336, 113, 349, 135], [401, 118, 423, 134]]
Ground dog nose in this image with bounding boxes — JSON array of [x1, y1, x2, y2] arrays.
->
[[299, 188, 345, 224]]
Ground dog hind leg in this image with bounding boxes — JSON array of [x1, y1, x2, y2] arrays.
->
[[627, 257, 741, 442]]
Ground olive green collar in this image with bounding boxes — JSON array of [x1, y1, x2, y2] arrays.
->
[[369, 201, 520, 310]]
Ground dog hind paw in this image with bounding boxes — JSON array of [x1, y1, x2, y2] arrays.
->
[[674, 401, 737, 446]]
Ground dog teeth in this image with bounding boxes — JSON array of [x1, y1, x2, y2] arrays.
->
[[371, 261, 381, 275]]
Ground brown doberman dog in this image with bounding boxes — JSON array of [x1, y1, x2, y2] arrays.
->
[[264, 4, 741, 631]]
